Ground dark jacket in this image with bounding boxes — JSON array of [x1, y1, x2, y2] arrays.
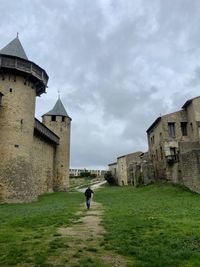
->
[[85, 188, 94, 199]]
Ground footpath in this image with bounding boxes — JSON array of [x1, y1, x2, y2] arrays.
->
[[57, 196, 127, 266]]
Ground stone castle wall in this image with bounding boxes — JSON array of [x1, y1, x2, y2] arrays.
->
[[180, 149, 200, 193], [0, 37, 71, 203], [32, 134, 56, 195], [0, 74, 37, 203], [0, 73, 70, 203]]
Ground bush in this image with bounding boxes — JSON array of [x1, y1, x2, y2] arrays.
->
[[90, 173, 97, 178], [104, 171, 116, 185], [80, 172, 91, 178]]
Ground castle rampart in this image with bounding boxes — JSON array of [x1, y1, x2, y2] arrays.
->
[[0, 37, 71, 203]]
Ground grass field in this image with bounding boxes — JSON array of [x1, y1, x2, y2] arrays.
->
[[1, 184, 200, 266], [97, 184, 200, 267], [0, 192, 83, 266]]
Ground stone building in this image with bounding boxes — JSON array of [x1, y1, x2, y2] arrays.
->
[[108, 162, 117, 182], [147, 96, 200, 193], [108, 151, 153, 186], [128, 152, 154, 186], [117, 152, 143, 185], [69, 168, 106, 178], [0, 36, 71, 203]]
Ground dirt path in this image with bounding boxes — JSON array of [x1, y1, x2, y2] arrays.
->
[[56, 201, 128, 267]]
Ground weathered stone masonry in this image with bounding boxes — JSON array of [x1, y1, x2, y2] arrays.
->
[[147, 96, 200, 193], [0, 37, 71, 203]]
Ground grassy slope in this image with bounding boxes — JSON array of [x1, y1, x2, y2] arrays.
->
[[0, 192, 83, 266], [97, 184, 200, 267]]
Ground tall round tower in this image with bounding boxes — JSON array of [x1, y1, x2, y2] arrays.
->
[[42, 98, 71, 191], [0, 36, 48, 202]]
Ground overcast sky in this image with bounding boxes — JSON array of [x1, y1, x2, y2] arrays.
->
[[0, 0, 200, 169]]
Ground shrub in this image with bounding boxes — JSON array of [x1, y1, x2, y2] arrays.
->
[[104, 171, 116, 185], [80, 172, 91, 178]]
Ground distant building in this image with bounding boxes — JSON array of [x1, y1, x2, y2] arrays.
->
[[117, 152, 143, 185], [108, 151, 153, 186], [70, 168, 106, 178], [128, 152, 154, 186]]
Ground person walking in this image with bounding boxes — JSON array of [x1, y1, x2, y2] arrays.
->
[[84, 186, 94, 209]]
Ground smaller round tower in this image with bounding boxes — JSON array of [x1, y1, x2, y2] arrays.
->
[[42, 98, 71, 191]]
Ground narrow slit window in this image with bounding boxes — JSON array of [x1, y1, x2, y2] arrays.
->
[[0, 92, 3, 105], [51, 115, 56, 121], [160, 146, 163, 159]]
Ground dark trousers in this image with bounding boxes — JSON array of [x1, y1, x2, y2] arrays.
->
[[86, 198, 91, 209]]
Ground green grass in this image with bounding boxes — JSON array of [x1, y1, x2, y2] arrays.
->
[[2, 183, 200, 266], [0, 191, 83, 266], [97, 183, 200, 267]]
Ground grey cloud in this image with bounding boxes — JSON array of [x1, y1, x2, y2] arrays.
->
[[189, 67, 200, 87], [1, 0, 200, 168]]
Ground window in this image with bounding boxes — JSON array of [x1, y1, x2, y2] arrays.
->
[[168, 122, 176, 138], [190, 123, 193, 132], [151, 135, 155, 145], [170, 147, 177, 159], [62, 116, 65, 122], [160, 146, 163, 159], [10, 88, 12, 93], [51, 115, 56, 121], [166, 147, 178, 163], [181, 122, 187, 136], [0, 93, 3, 105]]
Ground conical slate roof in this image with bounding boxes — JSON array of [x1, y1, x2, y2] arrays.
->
[[0, 36, 28, 60], [43, 98, 69, 117]]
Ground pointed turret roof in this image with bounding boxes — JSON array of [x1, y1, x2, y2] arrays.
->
[[43, 98, 69, 117], [0, 36, 28, 60]]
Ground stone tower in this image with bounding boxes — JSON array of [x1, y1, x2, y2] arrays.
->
[[0, 36, 48, 202], [42, 98, 71, 191]]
